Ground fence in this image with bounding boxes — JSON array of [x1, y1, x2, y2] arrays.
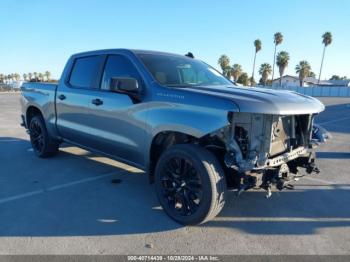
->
[[265, 85, 350, 97], [0, 83, 22, 91]]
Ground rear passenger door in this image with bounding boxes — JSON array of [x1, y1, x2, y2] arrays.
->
[[56, 55, 105, 148]]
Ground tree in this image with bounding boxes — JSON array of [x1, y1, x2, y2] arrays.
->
[[237, 72, 250, 86], [295, 60, 311, 86], [218, 55, 231, 78], [318, 32, 332, 84], [276, 51, 290, 86], [249, 77, 256, 86], [225, 66, 232, 79], [308, 71, 316, 78], [23, 73, 27, 81], [28, 73, 33, 81], [33, 72, 38, 81], [272, 32, 283, 82], [251, 39, 262, 85], [330, 75, 347, 80], [45, 71, 51, 81], [14, 73, 20, 81], [329, 75, 340, 80], [38, 73, 43, 82], [0, 74, 4, 83], [258, 63, 272, 86], [231, 64, 242, 82]]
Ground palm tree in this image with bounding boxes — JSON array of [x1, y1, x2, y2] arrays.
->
[[38, 73, 44, 82], [28, 73, 33, 81], [258, 63, 272, 86], [237, 72, 250, 86], [14, 73, 20, 81], [318, 32, 332, 84], [0, 74, 4, 83], [308, 71, 316, 78], [231, 64, 242, 82], [276, 51, 290, 86], [272, 32, 283, 82], [45, 71, 51, 81], [251, 39, 262, 84], [218, 55, 231, 78], [33, 72, 38, 81], [23, 73, 27, 81], [295, 60, 311, 86]]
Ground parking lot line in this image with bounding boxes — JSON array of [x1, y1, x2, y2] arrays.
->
[[303, 176, 339, 185], [0, 170, 126, 205], [215, 217, 350, 222], [318, 116, 350, 125]]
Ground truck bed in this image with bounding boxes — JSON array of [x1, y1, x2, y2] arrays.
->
[[20, 82, 58, 135]]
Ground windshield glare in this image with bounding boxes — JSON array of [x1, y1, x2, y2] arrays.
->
[[137, 53, 234, 87]]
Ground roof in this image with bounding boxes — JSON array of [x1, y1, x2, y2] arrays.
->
[[272, 75, 299, 81], [71, 48, 186, 58]]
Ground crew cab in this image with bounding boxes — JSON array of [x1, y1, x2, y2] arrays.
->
[[20, 49, 329, 225]]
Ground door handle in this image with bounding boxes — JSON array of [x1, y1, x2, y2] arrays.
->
[[92, 98, 103, 106], [58, 94, 66, 100]]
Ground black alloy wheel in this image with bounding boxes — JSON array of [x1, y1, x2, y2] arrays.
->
[[160, 156, 203, 216], [155, 144, 226, 225], [29, 115, 59, 158]]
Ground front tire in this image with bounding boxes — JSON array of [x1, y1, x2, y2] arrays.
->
[[155, 144, 227, 225], [29, 115, 59, 158]]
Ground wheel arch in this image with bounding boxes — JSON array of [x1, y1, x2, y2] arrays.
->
[[148, 131, 200, 183], [26, 105, 44, 127]]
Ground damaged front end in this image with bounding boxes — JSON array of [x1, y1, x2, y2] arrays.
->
[[211, 112, 330, 198]]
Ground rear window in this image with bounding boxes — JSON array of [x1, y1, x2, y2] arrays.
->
[[69, 56, 104, 88]]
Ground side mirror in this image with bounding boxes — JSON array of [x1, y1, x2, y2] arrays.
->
[[110, 77, 139, 93]]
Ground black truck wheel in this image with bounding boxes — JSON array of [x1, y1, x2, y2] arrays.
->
[[29, 115, 59, 158], [155, 144, 227, 225]]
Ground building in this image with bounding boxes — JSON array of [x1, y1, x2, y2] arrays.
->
[[272, 75, 300, 87], [272, 75, 350, 87]]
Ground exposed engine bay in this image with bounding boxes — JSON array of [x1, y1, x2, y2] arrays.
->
[[209, 112, 331, 198]]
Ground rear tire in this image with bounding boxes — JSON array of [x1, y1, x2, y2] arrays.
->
[[29, 115, 59, 158], [155, 144, 226, 225]]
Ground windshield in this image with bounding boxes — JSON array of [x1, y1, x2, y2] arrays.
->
[[137, 53, 234, 87]]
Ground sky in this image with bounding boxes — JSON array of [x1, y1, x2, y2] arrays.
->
[[0, 0, 349, 80]]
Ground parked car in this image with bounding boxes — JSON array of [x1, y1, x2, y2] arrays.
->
[[20, 49, 329, 225]]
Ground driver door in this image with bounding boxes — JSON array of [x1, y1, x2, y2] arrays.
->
[[84, 54, 147, 168]]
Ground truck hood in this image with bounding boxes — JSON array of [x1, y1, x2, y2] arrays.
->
[[183, 85, 325, 115]]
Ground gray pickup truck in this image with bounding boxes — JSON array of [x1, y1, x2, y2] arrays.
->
[[21, 49, 329, 225]]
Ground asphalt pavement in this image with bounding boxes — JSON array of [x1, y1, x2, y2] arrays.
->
[[0, 93, 349, 255]]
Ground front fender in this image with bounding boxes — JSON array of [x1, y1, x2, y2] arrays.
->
[[146, 102, 231, 138]]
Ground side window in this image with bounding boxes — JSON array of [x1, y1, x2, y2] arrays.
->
[[69, 56, 104, 89], [180, 67, 196, 84], [101, 55, 141, 90]]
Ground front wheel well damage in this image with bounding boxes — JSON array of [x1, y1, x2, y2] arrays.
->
[[149, 131, 197, 183], [148, 131, 227, 183]]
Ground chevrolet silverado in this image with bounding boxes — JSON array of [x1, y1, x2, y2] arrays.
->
[[20, 49, 329, 225]]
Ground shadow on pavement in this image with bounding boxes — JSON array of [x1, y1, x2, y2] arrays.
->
[[315, 102, 350, 134], [317, 152, 350, 159], [205, 187, 350, 235], [0, 136, 349, 236]]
